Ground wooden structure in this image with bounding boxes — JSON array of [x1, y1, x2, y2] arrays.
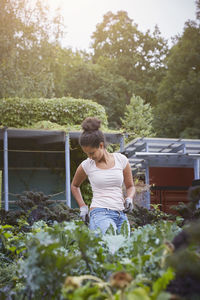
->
[[0, 128, 124, 210], [2, 129, 199, 214], [122, 137, 200, 213]]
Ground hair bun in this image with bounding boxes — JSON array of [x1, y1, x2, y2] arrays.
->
[[81, 117, 101, 132]]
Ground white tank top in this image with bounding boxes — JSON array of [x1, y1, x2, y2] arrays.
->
[[81, 153, 128, 210]]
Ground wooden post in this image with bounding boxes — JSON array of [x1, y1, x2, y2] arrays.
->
[[65, 134, 71, 207], [3, 128, 9, 211]]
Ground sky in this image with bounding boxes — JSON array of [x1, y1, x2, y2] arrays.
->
[[48, 0, 197, 51]]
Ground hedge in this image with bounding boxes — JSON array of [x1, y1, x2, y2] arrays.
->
[[0, 97, 108, 128]]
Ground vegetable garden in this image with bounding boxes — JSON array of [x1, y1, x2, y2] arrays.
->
[[0, 98, 200, 299], [1, 186, 200, 300], [1, 1, 200, 298]]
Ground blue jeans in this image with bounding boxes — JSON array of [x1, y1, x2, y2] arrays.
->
[[89, 208, 130, 235]]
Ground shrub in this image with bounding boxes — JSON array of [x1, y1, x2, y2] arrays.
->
[[0, 97, 108, 128], [128, 204, 176, 227], [171, 185, 200, 224], [167, 221, 200, 298], [0, 191, 80, 227], [121, 94, 155, 141]]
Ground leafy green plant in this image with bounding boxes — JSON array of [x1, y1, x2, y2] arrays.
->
[[0, 224, 27, 261], [80, 182, 93, 206], [0, 216, 182, 299], [171, 185, 200, 224], [127, 204, 176, 228], [14, 221, 107, 299], [121, 94, 155, 141], [62, 274, 112, 300], [0, 262, 18, 289], [0, 97, 108, 128], [5, 220, 180, 299], [61, 267, 174, 300], [0, 191, 80, 227], [166, 220, 200, 299]]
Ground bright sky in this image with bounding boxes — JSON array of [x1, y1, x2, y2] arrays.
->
[[49, 0, 197, 51]]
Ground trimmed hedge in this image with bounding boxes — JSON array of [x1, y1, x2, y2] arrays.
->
[[0, 97, 108, 127]]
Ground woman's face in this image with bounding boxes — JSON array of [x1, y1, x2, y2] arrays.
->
[[82, 142, 104, 162]]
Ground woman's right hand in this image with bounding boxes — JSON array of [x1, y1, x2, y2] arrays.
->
[[80, 205, 89, 222]]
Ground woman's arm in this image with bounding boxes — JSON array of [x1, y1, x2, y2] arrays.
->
[[123, 162, 136, 200], [71, 164, 88, 208]]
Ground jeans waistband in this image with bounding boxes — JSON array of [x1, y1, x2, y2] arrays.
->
[[89, 207, 124, 217]]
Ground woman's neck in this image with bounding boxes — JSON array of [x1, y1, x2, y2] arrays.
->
[[96, 150, 115, 169], [100, 149, 110, 163]]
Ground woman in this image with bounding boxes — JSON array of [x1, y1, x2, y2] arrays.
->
[[71, 117, 135, 235]]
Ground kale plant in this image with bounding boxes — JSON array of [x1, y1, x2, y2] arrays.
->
[[0, 191, 80, 227]]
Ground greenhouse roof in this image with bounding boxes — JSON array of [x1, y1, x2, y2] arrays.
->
[[122, 137, 200, 173], [0, 128, 123, 149]]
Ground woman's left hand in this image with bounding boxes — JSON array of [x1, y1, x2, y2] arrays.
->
[[123, 197, 133, 213]]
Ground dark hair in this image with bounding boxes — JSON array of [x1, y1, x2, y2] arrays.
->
[[79, 117, 106, 148]]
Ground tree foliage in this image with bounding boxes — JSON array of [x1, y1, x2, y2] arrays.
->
[[50, 11, 168, 128], [91, 11, 168, 106], [0, 0, 64, 98], [154, 19, 200, 138], [1, 1, 200, 137], [121, 94, 155, 139]]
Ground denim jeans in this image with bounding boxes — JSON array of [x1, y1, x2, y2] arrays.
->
[[89, 208, 130, 235]]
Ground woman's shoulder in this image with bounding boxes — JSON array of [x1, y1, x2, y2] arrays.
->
[[113, 152, 128, 168], [81, 157, 94, 167], [81, 158, 95, 174], [114, 152, 128, 160]]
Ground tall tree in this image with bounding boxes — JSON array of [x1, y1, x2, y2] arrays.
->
[[154, 17, 200, 138], [91, 11, 168, 106], [0, 0, 64, 98]]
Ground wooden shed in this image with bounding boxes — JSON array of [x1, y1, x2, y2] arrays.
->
[[122, 137, 200, 214], [0, 128, 124, 210]]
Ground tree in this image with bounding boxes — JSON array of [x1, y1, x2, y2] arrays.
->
[[154, 18, 200, 138], [91, 11, 168, 106], [0, 0, 64, 98], [121, 94, 155, 139], [56, 53, 127, 128], [52, 10, 168, 128]]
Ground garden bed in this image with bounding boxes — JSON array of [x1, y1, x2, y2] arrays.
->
[[0, 189, 200, 300]]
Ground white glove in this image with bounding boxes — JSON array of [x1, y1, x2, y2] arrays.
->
[[123, 197, 133, 213], [80, 205, 89, 222]]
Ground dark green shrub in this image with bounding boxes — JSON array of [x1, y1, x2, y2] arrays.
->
[[0, 191, 80, 227], [171, 186, 200, 224], [167, 221, 200, 299], [128, 204, 176, 228], [0, 97, 108, 128]]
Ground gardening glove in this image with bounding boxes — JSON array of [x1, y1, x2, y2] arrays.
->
[[80, 205, 89, 224], [123, 197, 133, 213]]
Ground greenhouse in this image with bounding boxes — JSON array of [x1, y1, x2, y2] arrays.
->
[[0, 127, 124, 211]]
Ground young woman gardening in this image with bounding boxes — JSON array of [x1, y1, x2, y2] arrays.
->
[[71, 117, 136, 235]]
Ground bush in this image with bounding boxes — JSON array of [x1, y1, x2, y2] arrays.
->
[[167, 221, 200, 299], [127, 204, 176, 227], [121, 94, 155, 141], [0, 97, 108, 128], [171, 185, 200, 224], [0, 191, 80, 227]]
